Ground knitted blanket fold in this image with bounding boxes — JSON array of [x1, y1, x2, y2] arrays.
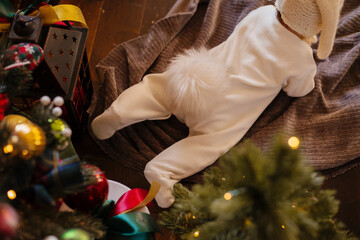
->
[[88, 0, 360, 182]]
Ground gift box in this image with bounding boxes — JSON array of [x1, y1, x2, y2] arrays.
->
[[3, 2, 92, 138], [34, 25, 92, 135], [12, 24, 93, 137]]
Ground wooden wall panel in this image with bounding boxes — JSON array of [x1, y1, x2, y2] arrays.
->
[[60, 0, 105, 59], [87, 0, 175, 90]]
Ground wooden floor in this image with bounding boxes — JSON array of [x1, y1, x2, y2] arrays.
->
[[59, 0, 360, 239], [10, 0, 360, 239], [61, 1, 178, 239]]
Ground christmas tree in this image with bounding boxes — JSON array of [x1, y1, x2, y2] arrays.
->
[[0, 42, 108, 240], [0, 2, 160, 239], [0, 40, 159, 240], [159, 136, 358, 240]]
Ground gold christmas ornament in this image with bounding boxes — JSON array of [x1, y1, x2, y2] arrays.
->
[[1, 114, 46, 159]]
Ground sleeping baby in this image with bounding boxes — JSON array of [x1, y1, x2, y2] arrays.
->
[[91, 0, 344, 208]]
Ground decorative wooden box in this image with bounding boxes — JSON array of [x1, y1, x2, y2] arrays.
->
[[17, 25, 93, 137]]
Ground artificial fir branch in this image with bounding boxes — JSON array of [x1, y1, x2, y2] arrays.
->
[[0, 66, 33, 98], [17, 206, 107, 240], [30, 102, 57, 148], [159, 136, 358, 240]]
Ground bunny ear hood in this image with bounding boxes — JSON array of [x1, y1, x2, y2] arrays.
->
[[275, 0, 344, 59], [316, 0, 344, 59]]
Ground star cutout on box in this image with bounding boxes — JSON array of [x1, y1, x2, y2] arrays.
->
[[44, 27, 83, 96], [47, 50, 53, 59], [59, 49, 65, 56]]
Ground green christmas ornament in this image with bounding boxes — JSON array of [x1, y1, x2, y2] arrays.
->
[[50, 118, 71, 150], [51, 118, 66, 132], [61, 228, 91, 240]]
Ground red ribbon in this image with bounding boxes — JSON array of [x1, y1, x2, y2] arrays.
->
[[108, 188, 149, 217], [0, 17, 10, 23], [108, 181, 160, 217]]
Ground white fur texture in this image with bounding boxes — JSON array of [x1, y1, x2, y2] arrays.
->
[[165, 48, 228, 116]]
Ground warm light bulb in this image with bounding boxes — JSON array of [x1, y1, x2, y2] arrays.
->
[[281, 225, 286, 229], [224, 192, 232, 200], [288, 136, 300, 149], [22, 149, 29, 156], [194, 231, 200, 237], [245, 219, 252, 226], [3, 144, 14, 154], [7, 190, 16, 200]]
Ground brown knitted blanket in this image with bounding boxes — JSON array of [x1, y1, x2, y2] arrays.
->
[[88, 0, 360, 182]]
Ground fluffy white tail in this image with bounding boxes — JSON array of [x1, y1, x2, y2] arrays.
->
[[165, 48, 228, 116]]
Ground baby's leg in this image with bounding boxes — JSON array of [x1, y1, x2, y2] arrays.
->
[[144, 127, 243, 208], [91, 73, 171, 139]]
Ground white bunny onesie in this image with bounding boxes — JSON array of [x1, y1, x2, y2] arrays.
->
[[91, 5, 317, 208]]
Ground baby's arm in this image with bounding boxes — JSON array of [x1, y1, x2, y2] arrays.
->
[[91, 73, 171, 139], [282, 62, 317, 97], [144, 126, 243, 208]]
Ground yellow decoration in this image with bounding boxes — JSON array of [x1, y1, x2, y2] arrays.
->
[[194, 231, 200, 237], [29, 4, 87, 28], [7, 190, 16, 200], [281, 225, 286, 229], [1, 115, 46, 159], [0, 23, 10, 32], [288, 136, 300, 149], [0, 5, 87, 33]]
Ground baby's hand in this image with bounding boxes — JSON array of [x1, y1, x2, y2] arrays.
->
[[91, 110, 117, 140], [154, 185, 175, 208]]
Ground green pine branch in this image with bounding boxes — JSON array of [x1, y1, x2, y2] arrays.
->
[[159, 135, 358, 240], [17, 205, 106, 240]]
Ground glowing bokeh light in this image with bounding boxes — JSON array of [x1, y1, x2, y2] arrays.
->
[[224, 192, 232, 200], [7, 190, 16, 200], [288, 136, 300, 149]]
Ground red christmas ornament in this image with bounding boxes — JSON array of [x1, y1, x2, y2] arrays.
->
[[0, 203, 19, 239], [6, 43, 44, 71], [63, 164, 108, 212], [0, 93, 9, 120]]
